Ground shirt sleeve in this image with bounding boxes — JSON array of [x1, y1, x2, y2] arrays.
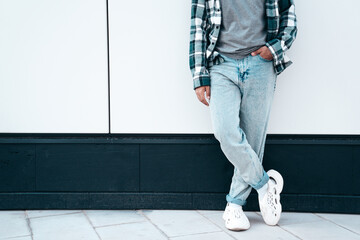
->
[[265, 0, 298, 69], [188, 0, 211, 90]]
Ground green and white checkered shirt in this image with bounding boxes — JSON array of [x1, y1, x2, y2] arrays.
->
[[189, 0, 298, 90]]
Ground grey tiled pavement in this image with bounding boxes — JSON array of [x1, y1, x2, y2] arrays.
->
[[0, 209, 359, 240]]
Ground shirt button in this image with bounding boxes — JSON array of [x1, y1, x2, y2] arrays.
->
[[212, 42, 215, 45], [216, 26, 219, 29]]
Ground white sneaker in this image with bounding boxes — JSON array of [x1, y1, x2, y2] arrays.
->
[[222, 202, 250, 231], [258, 169, 284, 226]]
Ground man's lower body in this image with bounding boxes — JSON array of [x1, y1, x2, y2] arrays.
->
[[208, 52, 283, 230]]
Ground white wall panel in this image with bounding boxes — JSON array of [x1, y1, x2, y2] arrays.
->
[[0, 0, 108, 133], [269, 0, 360, 134], [109, 0, 360, 134], [109, 0, 212, 133]]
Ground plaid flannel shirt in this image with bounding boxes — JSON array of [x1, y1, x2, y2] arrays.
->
[[189, 0, 298, 90]]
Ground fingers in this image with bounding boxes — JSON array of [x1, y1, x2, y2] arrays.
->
[[251, 46, 273, 60], [195, 88, 206, 106], [263, 47, 274, 60], [251, 47, 262, 56], [251, 46, 267, 56], [195, 86, 210, 106], [201, 88, 209, 106], [205, 86, 211, 101], [260, 47, 274, 60]]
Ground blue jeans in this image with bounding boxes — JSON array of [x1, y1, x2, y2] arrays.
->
[[208, 52, 277, 206]]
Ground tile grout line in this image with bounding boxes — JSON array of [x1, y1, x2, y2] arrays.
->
[[313, 213, 360, 236], [82, 210, 103, 240], [277, 224, 303, 239], [169, 229, 229, 239], [92, 219, 148, 229], [26, 211, 82, 219], [195, 209, 237, 240], [138, 209, 170, 240], [254, 211, 304, 240], [2, 234, 33, 240], [24, 210, 34, 240]]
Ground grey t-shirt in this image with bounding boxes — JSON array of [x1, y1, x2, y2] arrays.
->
[[214, 0, 267, 60]]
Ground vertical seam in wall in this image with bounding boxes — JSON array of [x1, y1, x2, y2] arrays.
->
[[106, 0, 111, 134], [139, 144, 141, 192], [35, 144, 37, 191], [351, 145, 354, 188]]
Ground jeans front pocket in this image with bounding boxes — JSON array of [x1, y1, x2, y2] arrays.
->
[[257, 54, 273, 62]]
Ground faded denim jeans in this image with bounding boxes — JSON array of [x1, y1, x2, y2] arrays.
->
[[208, 52, 277, 206]]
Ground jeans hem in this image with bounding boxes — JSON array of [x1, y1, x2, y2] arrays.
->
[[251, 169, 269, 190], [226, 194, 247, 206]]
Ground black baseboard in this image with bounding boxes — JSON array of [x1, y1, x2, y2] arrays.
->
[[0, 133, 359, 213], [0, 193, 359, 214]]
